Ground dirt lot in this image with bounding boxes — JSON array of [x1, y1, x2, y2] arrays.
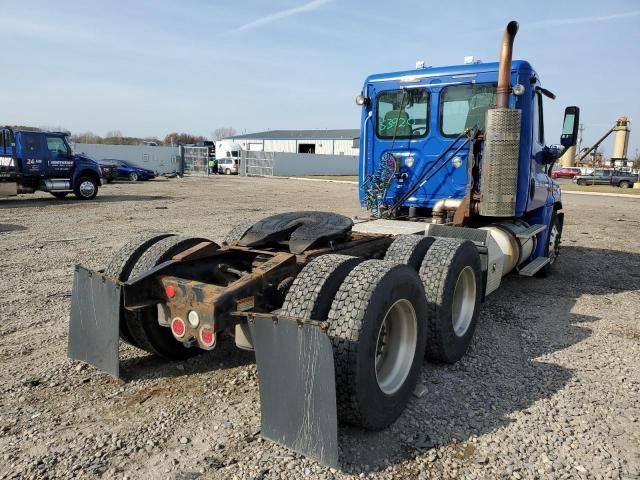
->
[[1, 176, 639, 480]]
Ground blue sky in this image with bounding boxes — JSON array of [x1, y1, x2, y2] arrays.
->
[[1, 0, 639, 155]]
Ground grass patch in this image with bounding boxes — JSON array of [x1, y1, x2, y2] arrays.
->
[[562, 183, 640, 195], [297, 175, 358, 182]]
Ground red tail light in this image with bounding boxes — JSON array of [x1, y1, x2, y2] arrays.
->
[[171, 317, 186, 338], [199, 328, 216, 348], [165, 284, 176, 299]]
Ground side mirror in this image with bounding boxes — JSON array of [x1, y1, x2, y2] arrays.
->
[[560, 106, 580, 147]]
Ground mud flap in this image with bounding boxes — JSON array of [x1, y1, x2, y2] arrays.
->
[[248, 316, 339, 468], [68, 266, 121, 378]]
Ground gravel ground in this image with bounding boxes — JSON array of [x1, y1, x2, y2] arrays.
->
[[1, 176, 639, 480]]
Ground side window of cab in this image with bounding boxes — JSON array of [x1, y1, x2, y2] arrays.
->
[[532, 91, 544, 145], [46, 136, 69, 157]]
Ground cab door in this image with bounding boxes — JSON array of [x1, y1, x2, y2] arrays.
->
[[528, 88, 549, 210], [44, 135, 74, 177]]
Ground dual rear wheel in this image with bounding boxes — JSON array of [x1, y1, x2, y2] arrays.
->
[[280, 234, 481, 430], [107, 225, 481, 431], [105, 233, 213, 360]]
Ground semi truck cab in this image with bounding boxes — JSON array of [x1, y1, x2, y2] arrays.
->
[[0, 128, 102, 200], [358, 60, 574, 217]]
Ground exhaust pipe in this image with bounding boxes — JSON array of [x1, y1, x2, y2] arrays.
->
[[478, 20, 522, 217], [496, 21, 519, 109]]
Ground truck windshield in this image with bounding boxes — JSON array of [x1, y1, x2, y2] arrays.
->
[[377, 89, 428, 139], [440, 84, 496, 136]]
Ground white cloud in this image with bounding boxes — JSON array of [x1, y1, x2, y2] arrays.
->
[[234, 0, 335, 33], [528, 9, 640, 29]]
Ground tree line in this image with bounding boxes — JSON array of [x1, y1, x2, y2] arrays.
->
[[5, 126, 238, 146]]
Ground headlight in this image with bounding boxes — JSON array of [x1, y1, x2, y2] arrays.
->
[[405, 156, 415, 168], [512, 84, 525, 96], [355, 95, 369, 106], [452, 156, 463, 168]]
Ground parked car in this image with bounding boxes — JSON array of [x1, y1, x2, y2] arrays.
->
[[573, 170, 638, 188], [99, 159, 156, 181], [550, 167, 581, 179], [218, 157, 239, 175]]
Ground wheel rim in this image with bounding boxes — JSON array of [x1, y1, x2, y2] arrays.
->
[[451, 266, 476, 337], [79, 180, 95, 197], [375, 299, 418, 395], [130, 173, 137, 181], [547, 224, 560, 265]]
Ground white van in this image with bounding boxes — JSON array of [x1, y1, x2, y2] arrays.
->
[[218, 157, 239, 175]]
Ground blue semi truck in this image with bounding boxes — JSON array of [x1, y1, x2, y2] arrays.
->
[[68, 21, 579, 467], [0, 127, 102, 200]]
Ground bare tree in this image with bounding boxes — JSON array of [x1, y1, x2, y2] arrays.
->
[[212, 127, 237, 141], [105, 130, 123, 139], [163, 132, 208, 145], [632, 148, 640, 170], [70, 132, 101, 144]]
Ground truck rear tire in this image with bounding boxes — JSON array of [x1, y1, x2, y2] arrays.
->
[[619, 181, 631, 188], [125, 235, 213, 359], [74, 176, 98, 200], [105, 233, 175, 347], [281, 254, 362, 320], [327, 260, 427, 430], [50, 192, 68, 199], [223, 217, 264, 245], [419, 238, 481, 364], [384, 235, 435, 271]]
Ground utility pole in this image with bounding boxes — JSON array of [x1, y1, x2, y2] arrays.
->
[[576, 123, 584, 166]]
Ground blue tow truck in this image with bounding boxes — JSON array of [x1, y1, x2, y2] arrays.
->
[[0, 127, 102, 200]]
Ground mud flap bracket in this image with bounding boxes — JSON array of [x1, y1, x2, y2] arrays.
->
[[248, 315, 339, 468], [68, 266, 121, 378]]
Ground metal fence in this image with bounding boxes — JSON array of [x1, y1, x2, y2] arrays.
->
[[241, 151, 357, 177], [242, 151, 275, 176], [73, 143, 181, 174], [183, 146, 209, 176]]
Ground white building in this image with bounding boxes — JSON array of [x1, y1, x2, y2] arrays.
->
[[225, 129, 360, 156]]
